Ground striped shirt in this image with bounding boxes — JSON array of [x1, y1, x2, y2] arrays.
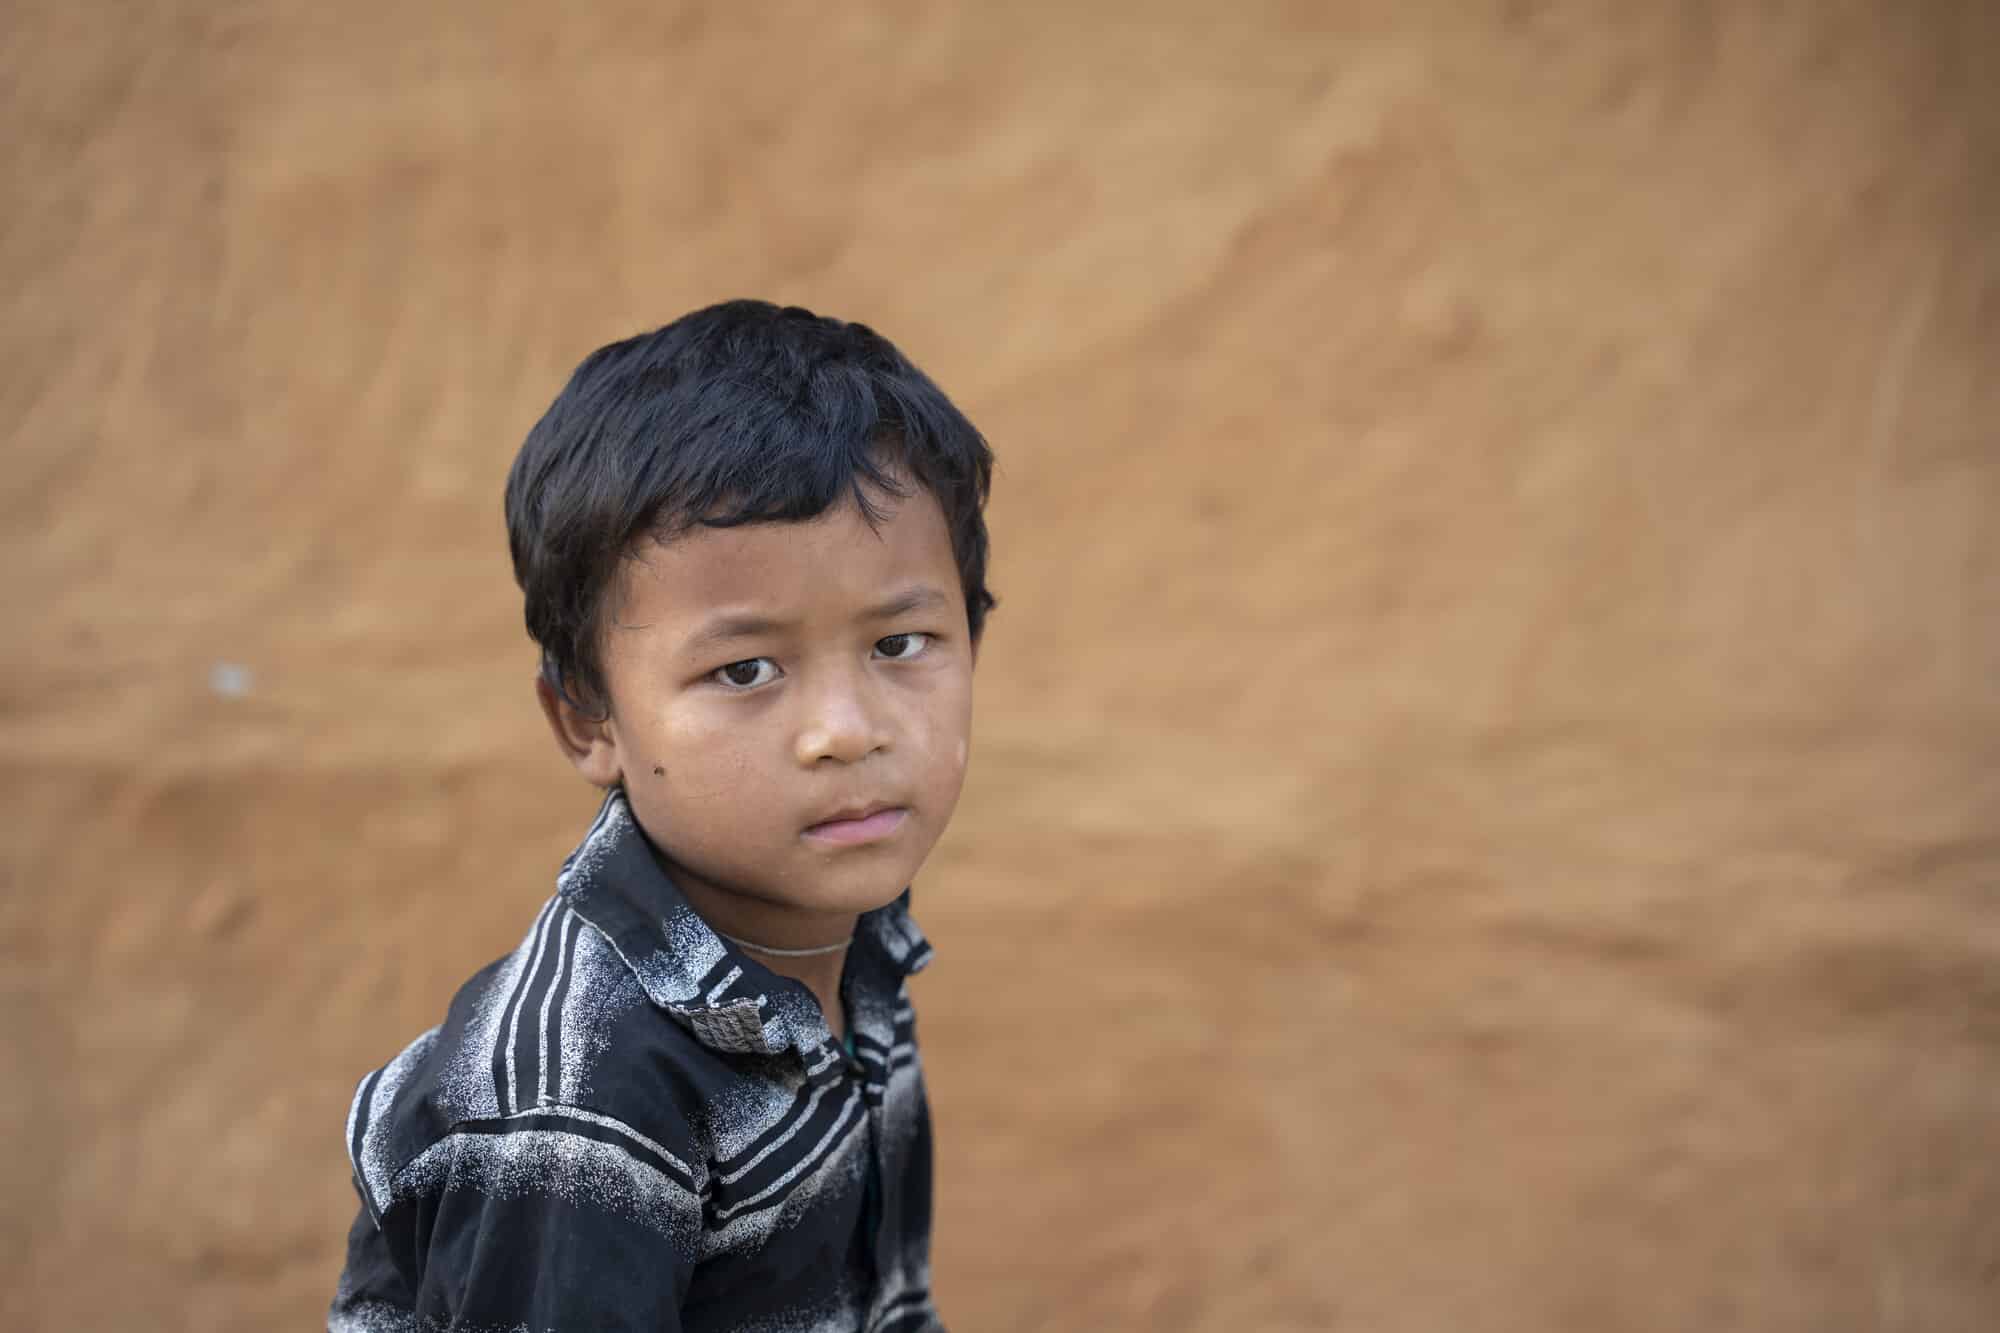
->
[[329, 790, 944, 1332]]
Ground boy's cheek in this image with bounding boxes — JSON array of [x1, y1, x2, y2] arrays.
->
[[649, 751, 762, 812], [632, 703, 760, 781]]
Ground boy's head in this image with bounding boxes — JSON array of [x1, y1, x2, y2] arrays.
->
[[504, 301, 994, 930]]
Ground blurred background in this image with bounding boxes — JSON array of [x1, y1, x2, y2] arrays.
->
[[5, 2, 1997, 1328]]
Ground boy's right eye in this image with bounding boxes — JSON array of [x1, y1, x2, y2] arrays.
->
[[713, 658, 780, 690]]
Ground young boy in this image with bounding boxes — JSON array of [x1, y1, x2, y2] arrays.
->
[[329, 301, 994, 1332]]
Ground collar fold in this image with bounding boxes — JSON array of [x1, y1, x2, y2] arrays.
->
[[554, 789, 932, 1084]]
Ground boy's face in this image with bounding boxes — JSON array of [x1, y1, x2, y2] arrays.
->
[[540, 479, 975, 938]]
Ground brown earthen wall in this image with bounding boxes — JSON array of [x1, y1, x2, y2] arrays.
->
[[4, 3, 1996, 1328]]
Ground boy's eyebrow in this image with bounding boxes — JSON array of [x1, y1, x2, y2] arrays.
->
[[681, 613, 789, 655], [863, 585, 952, 621]]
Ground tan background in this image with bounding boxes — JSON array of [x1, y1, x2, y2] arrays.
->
[[5, 2, 1997, 1328]]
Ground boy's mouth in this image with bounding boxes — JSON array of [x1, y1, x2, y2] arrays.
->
[[802, 804, 908, 847]]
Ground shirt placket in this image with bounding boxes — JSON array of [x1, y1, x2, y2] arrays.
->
[[842, 1029, 889, 1287]]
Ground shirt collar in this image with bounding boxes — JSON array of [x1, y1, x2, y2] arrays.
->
[[554, 788, 933, 1086]]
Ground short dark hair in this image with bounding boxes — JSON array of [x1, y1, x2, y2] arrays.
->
[[504, 300, 996, 716]]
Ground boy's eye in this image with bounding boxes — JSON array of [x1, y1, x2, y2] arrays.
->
[[874, 633, 931, 661], [713, 658, 780, 689]]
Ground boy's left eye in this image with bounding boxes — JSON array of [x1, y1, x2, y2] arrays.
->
[[874, 633, 931, 661]]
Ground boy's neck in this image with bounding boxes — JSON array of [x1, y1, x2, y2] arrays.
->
[[637, 833, 863, 1041], [669, 878, 859, 1041], [724, 939, 852, 1043]]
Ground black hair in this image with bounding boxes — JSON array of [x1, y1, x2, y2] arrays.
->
[[504, 300, 996, 717]]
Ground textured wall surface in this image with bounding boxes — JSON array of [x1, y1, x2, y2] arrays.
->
[[4, 2, 1997, 1328]]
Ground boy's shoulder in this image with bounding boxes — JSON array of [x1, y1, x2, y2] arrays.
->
[[342, 891, 709, 1228], [340, 791, 936, 1230]]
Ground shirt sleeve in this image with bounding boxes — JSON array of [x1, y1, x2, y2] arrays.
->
[[331, 1112, 705, 1333]]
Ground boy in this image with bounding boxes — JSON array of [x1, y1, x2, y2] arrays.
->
[[329, 301, 994, 1332]]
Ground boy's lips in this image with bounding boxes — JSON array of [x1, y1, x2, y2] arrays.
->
[[802, 805, 908, 847]]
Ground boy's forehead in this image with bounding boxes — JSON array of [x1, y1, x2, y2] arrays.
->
[[617, 487, 957, 623]]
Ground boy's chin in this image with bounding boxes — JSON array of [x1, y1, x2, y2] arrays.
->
[[765, 838, 931, 916], [769, 870, 915, 920], [682, 856, 915, 921]]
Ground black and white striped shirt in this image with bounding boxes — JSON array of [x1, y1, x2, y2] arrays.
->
[[329, 790, 944, 1332]]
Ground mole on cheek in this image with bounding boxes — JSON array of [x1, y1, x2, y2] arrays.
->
[[653, 764, 666, 777]]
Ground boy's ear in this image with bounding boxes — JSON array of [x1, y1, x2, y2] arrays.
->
[[535, 674, 623, 788]]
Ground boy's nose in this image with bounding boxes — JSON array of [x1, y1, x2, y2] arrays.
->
[[794, 680, 888, 767]]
